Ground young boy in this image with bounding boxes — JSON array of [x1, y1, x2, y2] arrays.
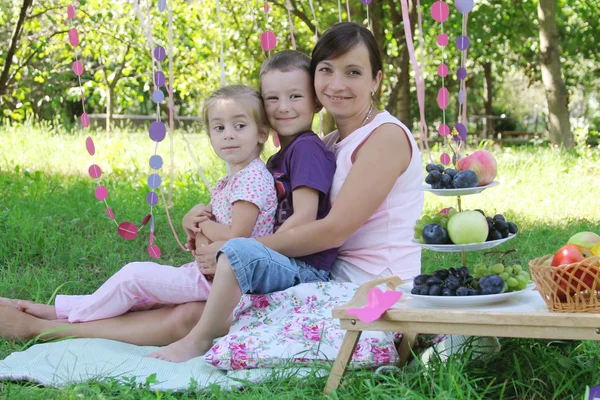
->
[[148, 50, 338, 362]]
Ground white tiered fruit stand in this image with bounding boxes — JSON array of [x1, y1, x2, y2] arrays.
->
[[414, 181, 515, 266]]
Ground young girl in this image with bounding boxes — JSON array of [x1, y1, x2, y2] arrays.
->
[[6, 85, 278, 323]]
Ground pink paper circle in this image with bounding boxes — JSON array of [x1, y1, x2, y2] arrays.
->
[[437, 64, 448, 78], [81, 113, 90, 128], [106, 207, 115, 220], [438, 124, 450, 136], [67, 5, 75, 19], [95, 185, 108, 201], [272, 131, 280, 148], [431, 1, 449, 22], [68, 28, 79, 47], [148, 244, 161, 258], [260, 31, 277, 51], [72, 61, 84, 76], [437, 33, 448, 47], [440, 153, 451, 165], [437, 87, 449, 110], [118, 222, 139, 240], [88, 164, 102, 179], [85, 136, 95, 155], [264, 1, 269, 12]]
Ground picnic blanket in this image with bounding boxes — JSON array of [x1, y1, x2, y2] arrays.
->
[[0, 281, 398, 391]]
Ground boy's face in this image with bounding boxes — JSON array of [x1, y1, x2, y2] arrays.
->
[[261, 69, 320, 146]]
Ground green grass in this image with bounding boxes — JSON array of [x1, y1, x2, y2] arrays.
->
[[1, 126, 600, 399]]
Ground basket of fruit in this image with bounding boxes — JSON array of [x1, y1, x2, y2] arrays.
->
[[529, 232, 600, 313]]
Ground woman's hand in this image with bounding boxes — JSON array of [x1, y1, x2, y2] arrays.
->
[[195, 241, 225, 276], [182, 204, 213, 237]]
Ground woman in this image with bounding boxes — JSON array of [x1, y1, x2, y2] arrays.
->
[[0, 22, 424, 350]]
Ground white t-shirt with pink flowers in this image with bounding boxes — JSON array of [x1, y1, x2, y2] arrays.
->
[[210, 157, 277, 237]]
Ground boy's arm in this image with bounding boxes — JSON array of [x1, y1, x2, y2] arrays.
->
[[275, 186, 319, 233], [198, 201, 259, 242]]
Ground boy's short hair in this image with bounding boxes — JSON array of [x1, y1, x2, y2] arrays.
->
[[259, 50, 311, 83]]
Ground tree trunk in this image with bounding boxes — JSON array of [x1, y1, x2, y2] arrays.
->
[[106, 86, 113, 133], [482, 62, 494, 139], [537, 0, 574, 148], [0, 0, 33, 98]]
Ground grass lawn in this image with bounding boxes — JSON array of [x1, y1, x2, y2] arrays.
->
[[1, 126, 600, 399]]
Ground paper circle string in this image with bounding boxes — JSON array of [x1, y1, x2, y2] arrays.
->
[[147, 191, 159, 206], [67, 5, 75, 19], [158, 0, 166, 12], [457, 67, 467, 80], [95, 186, 108, 201], [148, 244, 161, 258], [440, 153, 451, 165], [360, 0, 373, 4], [154, 46, 166, 62], [152, 89, 165, 103], [81, 113, 90, 128], [260, 31, 277, 51], [106, 207, 115, 220], [88, 164, 102, 179], [149, 155, 163, 170], [147, 174, 162, 189], [85, 136, 95, 156], [456, 35, 471, 51], [437, 64, 448, 78], [72, 61, 84, 76], [68, 28, 79, 47], [149, 121, 166, 142], [431, 1, 449, 23], [437, 33, 448, 47], [458, 89, 465, 104], [154, 71, 166, 87], [437, 87, 449, 110], [117, 222, 139, 240], [455, 0, 474, 14], [438, 124, 450, 136]]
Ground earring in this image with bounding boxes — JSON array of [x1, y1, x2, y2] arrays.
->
[[371, 88, 376, 97]]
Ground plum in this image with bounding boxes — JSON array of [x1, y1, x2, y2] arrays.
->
[[452, 170, 479, 188], [422, 224, 450, 244]]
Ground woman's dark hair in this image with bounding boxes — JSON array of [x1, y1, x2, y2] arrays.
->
[[310, 22, 383, 81]]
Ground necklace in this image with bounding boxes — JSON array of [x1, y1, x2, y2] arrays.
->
[[361, 104, 374, 127]]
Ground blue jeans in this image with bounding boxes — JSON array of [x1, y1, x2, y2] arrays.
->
[[216, 238, 330, 295]]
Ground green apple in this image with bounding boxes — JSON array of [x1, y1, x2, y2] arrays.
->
[[447, 211, 489, 244], [567, 231, 600, 250]]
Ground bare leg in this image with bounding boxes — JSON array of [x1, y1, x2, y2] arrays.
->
[[147, 254, 241, 362], [16, 300, 57, 320], [0, 302, 205, 346]]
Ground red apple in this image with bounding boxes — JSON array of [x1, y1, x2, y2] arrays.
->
[[551, 244, 597, 301], [551, 244, 585, 266]]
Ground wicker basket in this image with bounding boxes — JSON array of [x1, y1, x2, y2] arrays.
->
[[529, 255, 600, 313]]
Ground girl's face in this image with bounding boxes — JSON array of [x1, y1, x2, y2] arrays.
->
[[314, 43, 382, 122], [207, 99, 266, 174]]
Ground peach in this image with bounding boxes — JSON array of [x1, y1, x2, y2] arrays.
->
[[457, 150, 497, 186]]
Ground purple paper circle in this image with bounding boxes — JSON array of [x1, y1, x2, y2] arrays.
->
[[452, 153, 461, 165], [154, 71, 166, 87], [95, 185, 108, 201], [455, 0, 474, 14], [360, 0, 373, 4], [147, 174, 162, 189], [437, 64, 448, 78], [455, 123, 467, 141], [458, 89, 465, 104], [158, 0, 166, 11], [147, 191, 159, 206], [457, 67, 467, 80], [437, 33, 449, 47], [440, 153, 451, 165], [431, 1, 449, 22], [88, 164, 102, 179], [152, 89, 164, 103], [456, 35, 471, 51], [149, 121, 166, 142], [438, 124, 450, 136], [154, 46, 166, 62], [149, 155, 163, 170]]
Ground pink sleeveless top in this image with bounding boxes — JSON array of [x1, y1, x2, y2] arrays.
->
[[323, 110, 424, 280]]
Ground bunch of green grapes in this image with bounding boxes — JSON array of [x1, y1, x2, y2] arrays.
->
[[472, 263, 531, 292], [413, 209, 458, 242]]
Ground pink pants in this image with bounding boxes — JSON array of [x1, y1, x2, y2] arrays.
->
[[55, 261, 212, 323]]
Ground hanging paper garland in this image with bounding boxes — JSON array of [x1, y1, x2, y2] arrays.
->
[[454, 0, 473, 148]]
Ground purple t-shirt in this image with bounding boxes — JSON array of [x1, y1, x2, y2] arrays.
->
[[266, 131, 338, 271]]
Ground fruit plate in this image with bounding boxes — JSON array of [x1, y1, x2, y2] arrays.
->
[[418, 180, 500, 196], [412, 233, 516, 253], [398, 282, 536, 307]]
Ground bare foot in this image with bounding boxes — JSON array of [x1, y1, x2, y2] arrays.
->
[[0, 306, 41, 341], [146, 337, 213, 363], [0, 297, 20, 308], [16, 300, 57, 320]]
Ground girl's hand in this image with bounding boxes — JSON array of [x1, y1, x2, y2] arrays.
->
[[195, 241, 224, 276], [182, 204, 213, 237]]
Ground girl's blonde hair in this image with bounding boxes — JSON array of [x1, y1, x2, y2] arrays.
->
[[203, 85, 270, 147]]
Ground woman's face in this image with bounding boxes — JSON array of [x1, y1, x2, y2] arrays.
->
[[314, 43, 382, 121]]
